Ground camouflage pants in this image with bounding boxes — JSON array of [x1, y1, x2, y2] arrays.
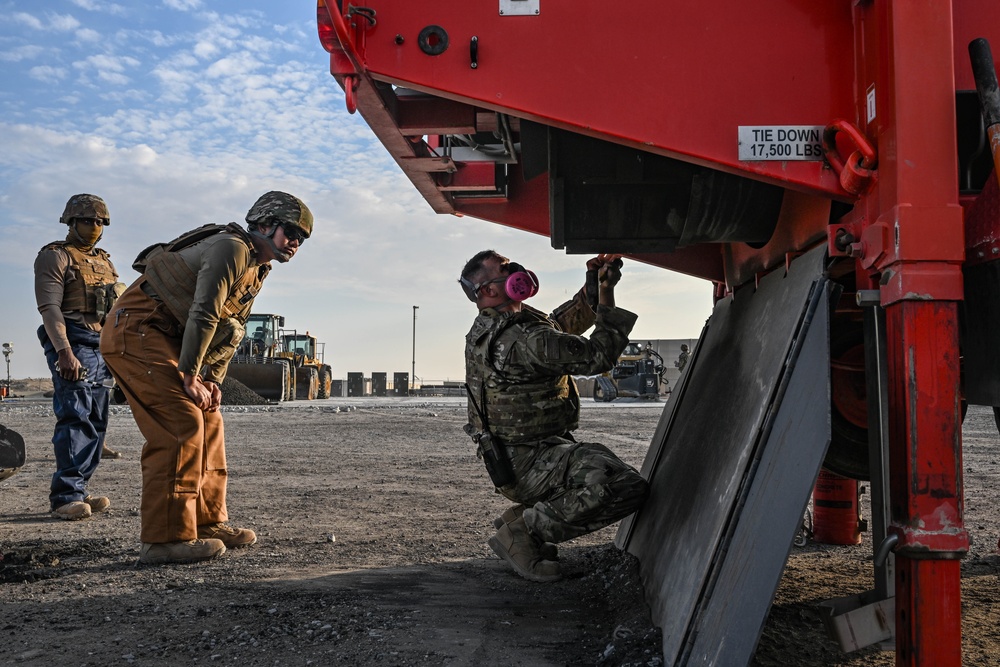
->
[[500, 436, 648, 543]]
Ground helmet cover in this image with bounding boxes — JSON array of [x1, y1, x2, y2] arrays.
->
[[60, 194, 110, 225], [245, 191, 313, 239]]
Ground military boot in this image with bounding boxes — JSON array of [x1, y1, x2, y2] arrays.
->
[[487, 516, 562, 583], [493, 505, 558, 560], [139, 539, 226, 565], [197, 523, 257, 548], [101, 443, 123, 459]]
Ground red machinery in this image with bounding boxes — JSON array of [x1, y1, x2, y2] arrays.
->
[[316, 2, 1000, 665]]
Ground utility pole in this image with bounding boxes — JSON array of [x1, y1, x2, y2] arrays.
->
[[411, 306, 418, 393], [1, 343, 12, 402]]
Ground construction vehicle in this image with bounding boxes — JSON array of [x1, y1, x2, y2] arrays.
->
[[593, 341, 665, 402], [0, 423, 25, 482], [316, 2, 1000, 664], [281, 331, 334, 399], [227, 313, 295, 402]]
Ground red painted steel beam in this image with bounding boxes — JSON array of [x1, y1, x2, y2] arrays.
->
[[858, 1, 969, 665], [394, 92, 477, 136]]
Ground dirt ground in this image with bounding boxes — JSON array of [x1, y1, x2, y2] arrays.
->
[[2, 385, 1000, 666]]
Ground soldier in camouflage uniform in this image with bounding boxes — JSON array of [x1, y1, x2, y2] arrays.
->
[[675, 343, 690, 372], [100, 191, 313, 565], [34, 194, 125, 521], [460, 250, 649, 582]]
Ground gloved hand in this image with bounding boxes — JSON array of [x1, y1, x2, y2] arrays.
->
[[585, 254, 623, 309], [599, 258, 623, 288]]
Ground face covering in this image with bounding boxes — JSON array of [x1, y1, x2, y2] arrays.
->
[[67, 221, 103, 249]]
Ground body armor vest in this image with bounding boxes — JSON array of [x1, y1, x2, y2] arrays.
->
[[137, 223, 269, 329], [42, 242, 122, 319], [465, 308, 579, 444]]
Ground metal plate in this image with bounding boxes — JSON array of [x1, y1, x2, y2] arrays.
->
[[617, 245, 831, 666], [499, 0, 539, 16]]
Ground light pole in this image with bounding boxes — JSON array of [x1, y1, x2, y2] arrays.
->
[[411, 306, 418, 393], [1, 343, 12, 401]]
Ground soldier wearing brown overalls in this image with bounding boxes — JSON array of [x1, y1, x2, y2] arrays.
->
[[101, 192, 313, 565]]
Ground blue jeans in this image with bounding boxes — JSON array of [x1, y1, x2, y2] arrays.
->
[[37, 323, 111, 509]]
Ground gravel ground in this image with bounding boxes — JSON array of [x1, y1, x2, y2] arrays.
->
[[1, 392, 999, 666]]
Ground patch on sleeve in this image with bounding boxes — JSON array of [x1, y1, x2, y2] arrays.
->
[[548, 336, 585, 359]]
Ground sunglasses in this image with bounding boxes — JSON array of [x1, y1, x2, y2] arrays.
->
[[280, 223, 308, 244], [73, 217, 108, 226]]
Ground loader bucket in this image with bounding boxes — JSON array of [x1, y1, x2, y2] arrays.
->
[[0, 424, 26, 482], [226, 362, 289, 402]]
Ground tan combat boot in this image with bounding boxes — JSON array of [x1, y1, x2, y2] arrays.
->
[[101, 443, 123, 459], [197, 523, 257, 548], [139, 539, 226, 565], [488, 516, 562, 583], [84, 495, 111, 513], [493, 505, 559, 560], [52, 501, 92, 521]]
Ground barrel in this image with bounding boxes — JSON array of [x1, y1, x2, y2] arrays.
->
[[812, 468, 862, 545]]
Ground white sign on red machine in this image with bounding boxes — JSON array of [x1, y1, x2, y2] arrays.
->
[[738, 125, 825, 161]]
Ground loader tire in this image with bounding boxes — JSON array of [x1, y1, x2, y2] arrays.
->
[[317, 365, 332, 399], [295, 366, 319, 400]]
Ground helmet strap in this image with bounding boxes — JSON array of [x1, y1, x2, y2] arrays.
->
[[249, 224, 292, 263]]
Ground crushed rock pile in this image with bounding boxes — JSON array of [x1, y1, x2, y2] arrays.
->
[[220, 376, 269, 406]]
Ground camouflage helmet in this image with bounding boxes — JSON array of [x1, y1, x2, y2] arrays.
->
[[60, 194, 110, 225], [245, 191, 313, 239]]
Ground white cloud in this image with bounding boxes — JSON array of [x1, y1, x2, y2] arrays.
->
[[72, 53, 141, 85], [28, 65, 68, 83], [0, 45, 44, 62], [69, 0, 127, 14], [192, 40, 218, 59], [11, 12, 44, 30], [50, 13, 82, 32], [10, 11, 85, 33], [162, 0, 202, 11], [75, 28, 102, 43]]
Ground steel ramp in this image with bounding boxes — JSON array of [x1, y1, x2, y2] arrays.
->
[[616, 245, 833, 666]]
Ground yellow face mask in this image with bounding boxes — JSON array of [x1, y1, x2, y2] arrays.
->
[[68, 219, 104, 248]]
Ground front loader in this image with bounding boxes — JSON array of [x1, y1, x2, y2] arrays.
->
[[227, 313, 295, 402], [280, 331, 333, 399]]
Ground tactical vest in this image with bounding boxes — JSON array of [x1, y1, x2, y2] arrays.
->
[[465, 308, 579, 444], [135, 223, 269, 328], [42, 242, 123, 320]]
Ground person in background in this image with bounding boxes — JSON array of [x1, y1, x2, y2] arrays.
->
[[675, 343, 690, 372], [34, 194, 125, 520]]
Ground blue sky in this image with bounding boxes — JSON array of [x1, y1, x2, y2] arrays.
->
[[0, 0, 712, 384]]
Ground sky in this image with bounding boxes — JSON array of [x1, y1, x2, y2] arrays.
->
[[0, 0, 713, 384]]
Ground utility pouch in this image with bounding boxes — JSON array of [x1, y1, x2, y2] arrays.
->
[[476, 431, 516, 489], [202, 318, 246, 367], [464, 383, 517, 488], [94, 281, 127, 322]]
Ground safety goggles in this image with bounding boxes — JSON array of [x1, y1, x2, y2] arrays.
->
[[460, 275, 505, 302]]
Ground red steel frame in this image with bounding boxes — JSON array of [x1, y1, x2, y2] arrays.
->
[[847, 3, 967, 664], [316, 1, 1000, 663]]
